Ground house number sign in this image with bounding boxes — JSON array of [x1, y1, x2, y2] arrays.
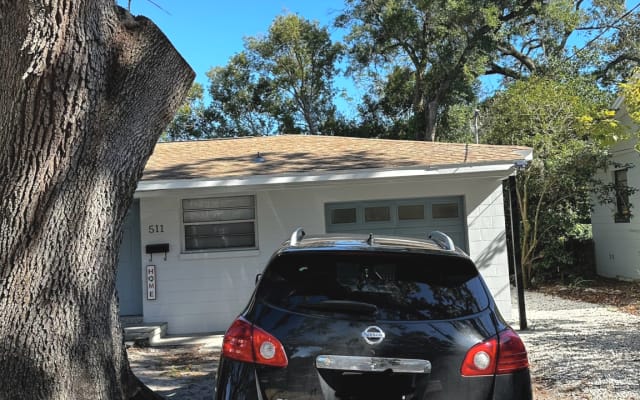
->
[[146, 265, 157, 300]]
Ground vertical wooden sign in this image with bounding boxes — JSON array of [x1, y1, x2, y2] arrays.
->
[[146, 265, 157, 300]]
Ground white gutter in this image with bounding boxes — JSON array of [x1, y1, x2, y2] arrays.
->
[[136, 160, 526, 195]]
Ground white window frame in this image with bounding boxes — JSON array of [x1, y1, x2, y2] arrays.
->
[[181, 195, 257, 252]]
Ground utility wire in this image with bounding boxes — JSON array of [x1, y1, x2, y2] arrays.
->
[[146, 0, 171, 15], [127, 0, 172, 16], [569, 1, 640, 59]]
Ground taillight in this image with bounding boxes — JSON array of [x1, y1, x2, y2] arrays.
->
[[496, 329, 529, 374], [222, 318, 254, 363], [461, 329, 529, 377], [461, 337, 498, 376], [222, 317, 288, 367]]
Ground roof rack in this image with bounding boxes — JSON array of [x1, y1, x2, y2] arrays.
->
[[290, 227, 306, 246], [428, 231, 455, 251]]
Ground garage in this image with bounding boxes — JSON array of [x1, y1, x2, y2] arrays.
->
[[325, 196, 467, 251], [128, 135, 531, 333]]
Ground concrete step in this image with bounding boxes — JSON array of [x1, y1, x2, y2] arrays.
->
[[148, 332, 224, 348], [123, 322, 168, 348]]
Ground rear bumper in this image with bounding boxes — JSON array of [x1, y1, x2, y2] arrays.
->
[[492, 369, 533, 400], [215, 358, 532, 400], [214, 358, 259, 400]]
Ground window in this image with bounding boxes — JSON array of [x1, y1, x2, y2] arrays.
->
[[364, 206, 390, 222], [331, 208, 357, 224], [182, 195, 256, 251], [432, 203, 459, 219], [614, 169, 631, 223], [257, 252, 488, 321], [398, 204, 424, 221]]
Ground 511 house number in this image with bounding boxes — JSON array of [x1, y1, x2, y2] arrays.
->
[[148, 224, 165, 234]]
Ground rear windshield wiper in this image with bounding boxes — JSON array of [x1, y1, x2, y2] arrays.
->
[[296, 300, 378, 315]]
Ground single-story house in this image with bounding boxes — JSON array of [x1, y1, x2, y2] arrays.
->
[[116, 135, 532, 334], [592, 96, 640, 281]]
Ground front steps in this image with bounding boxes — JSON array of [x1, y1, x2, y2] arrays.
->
[[121, 316, 167, 347]]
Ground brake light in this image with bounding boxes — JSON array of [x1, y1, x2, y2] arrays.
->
[[461, 329, 528, 377], [496, 329, 529, 374], [222, 317, 288, 367]]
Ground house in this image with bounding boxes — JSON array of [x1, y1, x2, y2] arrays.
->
[[116, 135, 532, 334], [591, 97, 640, 281]]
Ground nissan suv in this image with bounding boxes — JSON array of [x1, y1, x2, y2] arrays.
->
[[214, 229, 532, 399]]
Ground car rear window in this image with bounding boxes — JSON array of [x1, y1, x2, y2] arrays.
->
[[256, 251, 489, 321]]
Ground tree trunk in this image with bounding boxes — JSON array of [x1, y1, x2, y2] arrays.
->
[[426, 99, 439, 142], [0, 2, 194, 399]]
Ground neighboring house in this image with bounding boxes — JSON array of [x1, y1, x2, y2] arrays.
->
[[116, 135, 532, 334], [592, 97, 640, 281]]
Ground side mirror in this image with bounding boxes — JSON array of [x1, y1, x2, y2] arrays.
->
[[255, 273, 262, 286]]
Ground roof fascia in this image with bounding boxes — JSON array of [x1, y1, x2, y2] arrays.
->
[[136, 161, 525, 195]]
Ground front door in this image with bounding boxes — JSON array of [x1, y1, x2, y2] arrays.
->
[[116, 200, 143, 316]]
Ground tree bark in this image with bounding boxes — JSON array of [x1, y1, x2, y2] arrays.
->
[[0, 2, 194, 399]]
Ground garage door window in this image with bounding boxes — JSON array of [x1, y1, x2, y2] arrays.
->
[[325, 197, 466, 251], [365, 206, 391, 222], [398, 204, 424, 220], [182, 195, 256, 251], [432, 203, 459, 219], [331, 208, 357, 224]]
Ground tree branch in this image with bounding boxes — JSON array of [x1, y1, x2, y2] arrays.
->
[[498, 43, 537, 72], [499, 0, 536, 22], [485, 62, 523, 80]]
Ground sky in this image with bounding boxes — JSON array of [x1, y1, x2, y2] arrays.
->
[[118, 0, 356, 111], [118, 0, 640, 116]]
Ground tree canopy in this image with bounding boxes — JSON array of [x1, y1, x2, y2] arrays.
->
[[482, 76, 629, 285], [164, 1, 639, 142], [335, 0, 500, 141]]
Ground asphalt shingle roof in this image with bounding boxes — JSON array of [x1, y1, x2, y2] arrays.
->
[[142, 135, 531, 181]]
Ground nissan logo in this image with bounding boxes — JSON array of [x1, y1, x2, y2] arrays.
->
[[361, 326, 386, 345]]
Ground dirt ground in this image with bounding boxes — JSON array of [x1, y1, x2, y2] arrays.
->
[[534, 276, 640, 316]]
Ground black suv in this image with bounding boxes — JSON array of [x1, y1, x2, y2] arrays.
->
[[214, 229, 532, 400]]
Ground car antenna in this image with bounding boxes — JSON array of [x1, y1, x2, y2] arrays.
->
[[367, 233, 374, 246]]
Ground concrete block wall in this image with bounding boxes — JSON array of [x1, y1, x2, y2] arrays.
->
[[136, 174, 513, 333]]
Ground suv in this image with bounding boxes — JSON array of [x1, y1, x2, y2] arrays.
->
[[214, 229, 532, 400]]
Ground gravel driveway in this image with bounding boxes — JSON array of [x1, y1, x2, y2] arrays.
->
[[130, 289, 640, 399], [512, 290, 640, 399]]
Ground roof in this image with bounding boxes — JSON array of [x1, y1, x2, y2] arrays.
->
[[142, 135, 531, 182]]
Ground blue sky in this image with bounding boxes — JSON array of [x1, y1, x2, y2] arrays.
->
[[118, 0, 363, 115], [119, 3, 349, 83], [119, 0, 639, 115]]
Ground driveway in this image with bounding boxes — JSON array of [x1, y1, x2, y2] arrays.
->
[[512, 290, 640, 399], [129, 290, 640, 399]]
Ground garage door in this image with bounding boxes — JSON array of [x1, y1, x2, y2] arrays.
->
[[325, 196, 467, 251]]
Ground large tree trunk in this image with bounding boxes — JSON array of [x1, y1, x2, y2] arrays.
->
[[0, 2, 194, 399]]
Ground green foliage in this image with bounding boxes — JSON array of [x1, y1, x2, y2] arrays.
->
[[245, 14, 343, 135], [162, 1, 640, 143], [436, 103, 478, 143], [163, 83, 214, 141], [488, 0, 636, 85], [336, 0, 501, 140], [621, 70, 640, 126], [483, 77, 619, 286], [206, 52, 280, 137]]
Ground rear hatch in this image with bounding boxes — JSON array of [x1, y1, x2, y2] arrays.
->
[[249, 250, 498, 400]]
